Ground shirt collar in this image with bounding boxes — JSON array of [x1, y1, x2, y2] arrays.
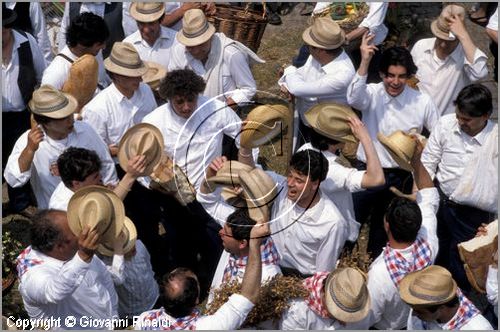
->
[[381, 84, 409, 107], [453, 118, 494, 145], [12, 30, 28, 50], [108, 83, 128, 103], [428, 37, 463, 63]]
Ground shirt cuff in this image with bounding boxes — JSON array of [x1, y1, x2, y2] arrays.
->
[[416, 187, 440, 205], [349, 170, 365, 192], [353, 72, 368, 83], [196, 187, 223, 205], [228, 293, 255, 313]]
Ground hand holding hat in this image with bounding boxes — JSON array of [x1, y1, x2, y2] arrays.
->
[[77, 225, 100, 263]]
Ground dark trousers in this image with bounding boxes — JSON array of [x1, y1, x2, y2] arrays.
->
[[435, 185, 497, 293], [352, 162, 413, 259]]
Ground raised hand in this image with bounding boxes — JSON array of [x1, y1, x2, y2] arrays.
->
[[347, 116, 369, 143], [78, 225, 99, 262], [26, 125, 44, 153], [127, 154, 147, 178], [360, 32, 378, 63]]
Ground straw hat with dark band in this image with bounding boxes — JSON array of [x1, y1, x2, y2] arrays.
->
[[304, 103, 358, 144], [129, 2, 165, 23], [206, 160, 254, 189], [176, 9, 216, 47], [97, 218, 138, 256], [240, 104, 290, 149], [104, 42, 148, 77], [142, 61, 167, 91], [302, 16, 345, 50], [29, 85, 78, 119], [238, 168, 279, 222], [430, 4, 466, 41]]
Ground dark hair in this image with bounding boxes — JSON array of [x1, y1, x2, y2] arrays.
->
[[30, 210, 65, 253], [159, 69, 206, 100], [226, 208, 256, 241], [454, 84, 493, 117], [32, 113, 53, 125], [162, 268, 200, 318], [289, 149, 328, 182], [379, 47, 417, 76], [385, 197, 422, 243], [418, 295, 460, 313], [57, 147, 102, 188], [309, 129, 341, 151], [66, 12, 109, 48]]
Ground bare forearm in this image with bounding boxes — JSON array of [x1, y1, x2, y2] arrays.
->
[[18, 148, 36, 173], [113, 173, 135, 200], [486, 28, 498, 43], [412, 159, 434, 190], [238, 147, 255, 168], [360, 138, 385, 188], [240, 238, 262, 303], [346, 27, 368, 43], [358, 58, 370, 77], [458, 33, 477, 64]]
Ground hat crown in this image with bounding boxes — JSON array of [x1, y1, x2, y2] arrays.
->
[[134, 2, 164, 15], [317, 108, 351, 138], [182, 9, 210, 40], [386, 130, 415, 159], [241, 104, 290, 148], [434, 5, 465, 35], [305, 103, 357, 143], [107, 42, 144, 72], [30, 85, 70, 114], [408, 266, 456, 302], [78, 192, 115, 237], [327, 268, 368, 314], [307, 17, 345, 49]]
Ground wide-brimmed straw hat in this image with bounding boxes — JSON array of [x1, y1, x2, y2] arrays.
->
[[431, 4, 466, 41], [240, 104, 290, 149], [302, 16, 345, 50], [399, 265, 457, 306], [238, 168, 279, 222], [28, 85, 78, 119], [176, 9, 216, 47], [67, 186, 126, 249], [118, 123, 165, 176], [324, 267, 371, 323], [97, 218, 138, 256], [142, 61, 167, 91], [304, 103, 358, 144], [377, 130, 416, 172], [129, 2, 165, 23], [206, 160, 254, 189], [104, 42, 148, 77], [2, 3, 17, 27]]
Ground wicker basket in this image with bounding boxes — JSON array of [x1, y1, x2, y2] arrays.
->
[[207, 4, 268, 53]]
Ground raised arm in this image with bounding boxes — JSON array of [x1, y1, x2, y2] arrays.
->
[[114, 155, 146, 200]]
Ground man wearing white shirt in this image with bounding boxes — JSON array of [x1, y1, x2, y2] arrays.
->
[[411, 4, 488, 116], [367, 139, 440, 329], [347, 33, 439, 258], [421, 84, 497, 293], [486, 8, 498, 82], [16, 210, 118, 329], [124, 2, 177, 71]]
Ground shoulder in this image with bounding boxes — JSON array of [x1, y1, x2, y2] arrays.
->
[[143, 104, 168, 124], [123, 30, 141, 44], [411, 38, 434, 54]]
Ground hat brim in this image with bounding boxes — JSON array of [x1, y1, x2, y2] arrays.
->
[[176, 24, 216, 47], [399, 267, 458, 306], [304, 104, 358, 144], [104, 57, 149, 77], [302, 26, 345, 50], [377, 133, 413, 172], [28, 92, 78, 119], [241, 105, 290, 149], [129, 3, 165, 23], [118, 123, 165, 176], [430, 20, 455, 41], [97, 217, 137, 256], [142, 61, 167, 90]]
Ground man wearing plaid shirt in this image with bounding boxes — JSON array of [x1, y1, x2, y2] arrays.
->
[[366, 138, 440, 329]]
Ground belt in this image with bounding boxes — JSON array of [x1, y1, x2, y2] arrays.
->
[[280, 266, 313, 279]]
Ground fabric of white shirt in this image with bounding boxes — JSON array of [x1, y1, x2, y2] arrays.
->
[[421, 113, 496, 198], [280, 298, 371, 330], [100, 240, 159, 317], [298, 144, 364, 242], [4, 121, 118, 209], [18, 248, 118, 330], [487, 8, 498, 31], [359, 2, 389, 46], [42, 45, 110, 90], [123, 26, 177, 70], [121, 2, 138, 37], [486, 265, 498, 315], [168, 35, 258, 104], [347, 73, 439, 168], [134, 294, 254, 330], [6, 2, 53, 63], [2, 30, 46, 112], [48, 182, 74, 211], [411, 38, 488, 115], [140, 96, 242, 190], [367, 188, 440, 330], [407, 307, 493, 330], [83, 82, 157, 162]]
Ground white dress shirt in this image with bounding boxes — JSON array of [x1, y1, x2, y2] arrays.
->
[[486, 265, 498, 315], [358, 2, 389, 46], [4, 121, 118, 209], [123, 26, 177, 70], [48, 182, 74, 211], [134, 294, 254, 330], [487, 8, 498, 31], [2, 30, 46, 112], [367, 188, 440, 330], [347, 73, 439, 168], [18, 247, 118, 330], [421, 114, 496, 199], [100, 240, 159, 317], [411, 38, 488, 115], [83, 82, 157, 162], [42, 45, 110, 90], [141, 96, 242, 190], [299, 143, 364, 242], [407, 308, 493, 330]]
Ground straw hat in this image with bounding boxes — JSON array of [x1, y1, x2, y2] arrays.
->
[[430, 4, 466, 41], [238, 168, 279, 222], [176, 9, 216, 47], [206, 160, 254, 188], [67, 186, 126, 248], [304, 103, 358, 144], [118, 123, 165, 176], [28, 85, 78, 119], [2, 3, 17, 27], [240, 105, 290, 149], [324, 267, 371, 323], [97, 218, 138, 256], [302, 16, 345, 50], [377, 130, 416, 172], [104, 42, 148, 77], [399, 265, 457, 306], [142, 61, 167, 91], [129, 2, 165, 23], [62, 54, 98, 110]]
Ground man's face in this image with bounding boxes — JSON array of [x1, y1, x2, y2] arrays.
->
[[53, 212, 79, 261], [43, 115, 75, 139], [137, 20, 161, 46], [381, 65, 409, 97], [219, 223, 245, 256], [113, 73, 143, 95], [455, 109, 489, 137], [412, 306, 441, 322], [73, 171, 103, 191], [185, 38, 212, 61], [286, 168, 319, 205], [435, 37, 459, 56], [170, 95, 198, 119]]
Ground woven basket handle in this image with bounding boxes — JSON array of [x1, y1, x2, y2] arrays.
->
[[244, 2, 267, 19]]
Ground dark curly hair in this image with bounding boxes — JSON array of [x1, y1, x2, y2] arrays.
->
[[379, 46, 418, 77], [226, 208, 256, 241], [161, 268, 200, 318], [30, 210, 65, 253], [57, 147, 102, 188], [289, 149, 329, 182], [385, 197, 422, 243], [66, 12, 109, 48], [159, 69, 206, 100]]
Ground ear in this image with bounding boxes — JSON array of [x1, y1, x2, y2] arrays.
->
[[71, 180, 82, 191], [311, 179, 321, 191], [239, 239, 248, 250], [383, 216, 390, 234]]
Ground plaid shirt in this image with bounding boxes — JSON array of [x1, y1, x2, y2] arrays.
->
[[303, 272, 330, 318], [140, 308, 200, 330], [222, 237, 280, 283], [383, 236, 432, 287], [441, 289, 480, 330], [15, 246, 44, 278]]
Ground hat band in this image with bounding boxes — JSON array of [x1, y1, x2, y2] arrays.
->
[[136, 5, 163, 15], [408, 286, 451, 302], [182, 21, 210, 39], [329, 286, 365, 313], [109, 54, 144, 70], [309, 29, 339, 48], [34, 98, 69, 114]]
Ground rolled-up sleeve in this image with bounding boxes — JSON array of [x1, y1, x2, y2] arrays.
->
[[463, 48, 488, 82], [4, 131, 32, 187], [196, 294, 254, 330], [347, 73, 372, 111]]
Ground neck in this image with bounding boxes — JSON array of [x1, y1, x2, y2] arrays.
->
[[434, 43, 453, 61], [297, 191, 320, 209], [2, 30, 13, 50], [44, 128, 69, 140], [387, 233, 413, 249], [114, 82, 135, 99], [437, 304, 459, 324], [69, 45, 86, 58]]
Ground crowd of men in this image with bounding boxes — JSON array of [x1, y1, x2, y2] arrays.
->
[[2, 1, 498, 330]]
